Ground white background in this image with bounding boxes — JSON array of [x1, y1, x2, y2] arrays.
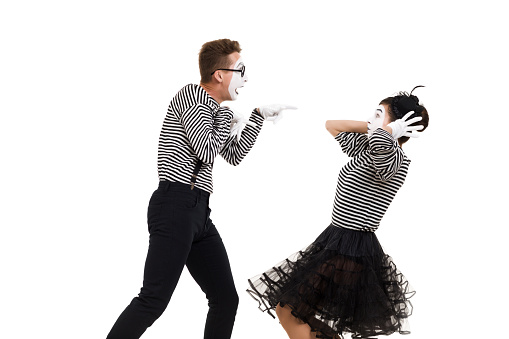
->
[[1, 1, 507, 338]]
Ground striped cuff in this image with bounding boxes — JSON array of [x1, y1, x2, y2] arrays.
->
[[250, 108, 265, 126]]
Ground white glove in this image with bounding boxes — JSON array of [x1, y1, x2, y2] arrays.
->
[[258, 104, 297, 124], [230, 111, 256, 142], [387, 111, 424, 139]]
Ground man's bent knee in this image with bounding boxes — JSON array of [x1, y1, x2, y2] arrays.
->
[[209, 288, 239, 314]]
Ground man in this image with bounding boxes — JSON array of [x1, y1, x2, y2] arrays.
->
[[106, 39, 295, 339]]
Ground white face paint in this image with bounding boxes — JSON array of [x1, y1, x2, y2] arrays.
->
[[367, 105, 386, 137], [227, 57, 247, 101]]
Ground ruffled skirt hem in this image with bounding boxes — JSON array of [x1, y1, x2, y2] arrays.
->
[[247, 225, 415, 339]]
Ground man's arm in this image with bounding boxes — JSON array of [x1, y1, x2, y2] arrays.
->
[[180, 104, 233, 164], [220, 109, 264, 166], [325, 120, 368, 137]]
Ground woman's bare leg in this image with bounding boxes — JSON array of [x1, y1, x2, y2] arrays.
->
[[275, 303, 342, 339], [275, 304, 315, 339]]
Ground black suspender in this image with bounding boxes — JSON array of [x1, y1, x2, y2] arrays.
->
[[190, 160, 202, 190]]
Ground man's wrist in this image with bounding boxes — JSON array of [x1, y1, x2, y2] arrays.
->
[[251, 108, 265, 125]]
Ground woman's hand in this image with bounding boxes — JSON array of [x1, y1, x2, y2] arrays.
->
[[385, 111, 423, 139]]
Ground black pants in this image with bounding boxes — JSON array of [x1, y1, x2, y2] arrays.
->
[[107, 181, 239, 339]]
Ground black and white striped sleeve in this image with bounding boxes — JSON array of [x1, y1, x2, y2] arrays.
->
[[220, 109, 264, 166], [179, 103, 233, 164], [368, 128, 404, 182], [335, 132, 369, 157]]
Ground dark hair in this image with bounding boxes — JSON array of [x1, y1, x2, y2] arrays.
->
[[199, 39, 242, 83], [379, 86, 429, 146]]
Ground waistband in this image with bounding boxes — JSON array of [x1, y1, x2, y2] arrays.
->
[[157, 180, 210, 198], [332, 223, 376, 233]]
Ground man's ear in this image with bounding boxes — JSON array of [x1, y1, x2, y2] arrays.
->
[[211, 71, 223, 83]]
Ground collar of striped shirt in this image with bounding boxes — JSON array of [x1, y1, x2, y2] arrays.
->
[[193, 84, 220, 110]]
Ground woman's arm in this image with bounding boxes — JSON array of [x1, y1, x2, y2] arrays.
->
[[325, 120, 368, 137]]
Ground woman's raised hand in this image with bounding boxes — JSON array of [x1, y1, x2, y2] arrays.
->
[[387, 111, 424, 139]]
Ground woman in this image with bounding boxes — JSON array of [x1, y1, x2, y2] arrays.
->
[[247, 87, 429, 339]]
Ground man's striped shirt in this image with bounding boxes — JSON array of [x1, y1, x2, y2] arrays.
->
[[332, 129, 410, 232], [157, 84, 264, 193]]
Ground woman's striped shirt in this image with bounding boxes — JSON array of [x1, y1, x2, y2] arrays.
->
[[332, 129, 410, 232], [157, 84, 264, 193]]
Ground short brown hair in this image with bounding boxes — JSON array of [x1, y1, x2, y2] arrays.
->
[[199, 39, 241, 83]]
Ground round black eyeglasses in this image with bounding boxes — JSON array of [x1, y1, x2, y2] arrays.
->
[[211, 65, 245, 77]]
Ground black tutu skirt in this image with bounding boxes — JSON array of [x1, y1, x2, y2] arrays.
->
[[247, 225, 415, 339]]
